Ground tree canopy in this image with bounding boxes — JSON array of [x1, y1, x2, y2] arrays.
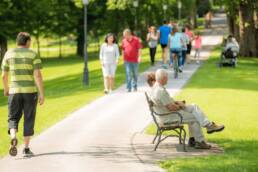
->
[[0, 0, 257, 61]]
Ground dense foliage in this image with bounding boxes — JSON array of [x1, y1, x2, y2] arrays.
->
[[0, 0, 257, 61]]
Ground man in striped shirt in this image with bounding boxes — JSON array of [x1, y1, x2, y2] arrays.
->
[[1, 32, 44, 157]]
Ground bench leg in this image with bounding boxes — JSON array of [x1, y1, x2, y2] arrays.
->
[[179, 129, 182, 144], [152, 129, 159, 144], [182, 128, 187, 152], [154, 132, 162, 151]]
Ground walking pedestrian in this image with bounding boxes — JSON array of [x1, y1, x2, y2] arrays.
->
[[181, 28, 190, 68], [1, 32, 44, 157], [194, 32, 202, 64], [121, 29, 142, 92], [146, 26, 158, 66], [158, 20, 172, 67], [185, 25, 194, 63], [205, 11, 213, 28], [99, 33, 120, 94], [168, 21, 176, 30]]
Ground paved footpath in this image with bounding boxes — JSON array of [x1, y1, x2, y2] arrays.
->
[[0, 13, 226, 172]]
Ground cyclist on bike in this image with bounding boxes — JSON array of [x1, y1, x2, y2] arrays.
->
[[168, 27, 184, 78]]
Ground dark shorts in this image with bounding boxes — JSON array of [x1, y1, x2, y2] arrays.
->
[[8, 93, 38, 136], [187, 43, 192, 54], [160, 44, 168, 49]]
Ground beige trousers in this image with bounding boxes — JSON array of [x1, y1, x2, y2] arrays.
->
[[179, 104, 211, 142]]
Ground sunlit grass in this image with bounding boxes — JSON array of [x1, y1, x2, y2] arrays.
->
[[146, 48, 258, 172]]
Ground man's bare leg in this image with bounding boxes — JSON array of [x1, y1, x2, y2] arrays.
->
[[24, 136, 30, 148], [23, 136, 34, 157]]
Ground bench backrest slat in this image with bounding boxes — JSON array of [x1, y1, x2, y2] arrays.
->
[[144, 92, 162, 128]]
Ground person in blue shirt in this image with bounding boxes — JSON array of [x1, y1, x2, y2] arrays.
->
[[158, 20, 172, 66]]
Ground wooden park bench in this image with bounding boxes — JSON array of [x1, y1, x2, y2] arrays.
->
[[145, 92, 187, 151]]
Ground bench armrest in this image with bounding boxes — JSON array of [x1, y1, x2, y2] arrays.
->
[[153, 111, 183, 123]]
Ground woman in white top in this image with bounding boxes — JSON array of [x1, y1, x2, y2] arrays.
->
[[99, 33, 120, 94], [146, 26, 158, 65]]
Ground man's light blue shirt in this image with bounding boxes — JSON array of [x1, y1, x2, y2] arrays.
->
[[169, 32, 183, 49]]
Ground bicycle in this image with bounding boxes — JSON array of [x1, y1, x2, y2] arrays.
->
[[170, 50, 181, 79]]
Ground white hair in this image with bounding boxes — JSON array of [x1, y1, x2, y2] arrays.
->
[[123, 29, 131, 36], [155, 69, 168, 82]]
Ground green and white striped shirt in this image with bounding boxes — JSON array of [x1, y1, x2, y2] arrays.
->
[[1, 48, 42, 94]]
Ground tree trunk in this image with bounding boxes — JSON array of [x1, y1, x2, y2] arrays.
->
[[0, 35, 7, 64], [190, 1, 198, 28], [227, 14, 234, 35], [254, 10, 258, 57], [35, 34, 41, 57], [114, 9, 120, 37], [233, 20, 240, 42], [239, 2, 257, 57], [227, 13, 240, 41], [46, 38, 49, 58], [59, 35, 62, 58]]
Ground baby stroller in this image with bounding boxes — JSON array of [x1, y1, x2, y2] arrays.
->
[[218, 35, 239, 68], [218, 48, 238, 68]]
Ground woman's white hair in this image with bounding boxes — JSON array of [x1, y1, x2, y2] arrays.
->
[[155, 69, 168, 82]]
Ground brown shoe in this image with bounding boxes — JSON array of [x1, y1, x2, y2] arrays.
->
[[206, 122, 225, 134], [9, 138, 18, 157], [195, 141, 211, 149], [188, 137, 196, 147]]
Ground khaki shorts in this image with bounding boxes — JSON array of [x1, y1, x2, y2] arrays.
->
[[102, 63, 117, 77]]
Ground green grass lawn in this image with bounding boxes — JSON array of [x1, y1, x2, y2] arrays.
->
[[8, 37, 83, 58], [146, 48, 258, 172], [0, 44, 162, 157]]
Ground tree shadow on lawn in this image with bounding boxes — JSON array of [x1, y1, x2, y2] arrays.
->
[[161, 139, 258, 172], [0, 89, 8, 106], [43, 69, 104, 98], [41, 50, 150, 70], [41, 51, 99, 68], [0, 57, 92, 107], [43, 59, 150, 99], [186, 58, 258, 92], [0, 68, 104, 107], [0, 59, 150, 107], [41, 56, 83, 67]]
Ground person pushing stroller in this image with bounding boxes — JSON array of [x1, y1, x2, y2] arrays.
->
[[219, 35, 239, 67]]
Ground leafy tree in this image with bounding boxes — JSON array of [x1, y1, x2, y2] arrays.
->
[[49, 0, 79, 58], [216, 0, 258, 57]]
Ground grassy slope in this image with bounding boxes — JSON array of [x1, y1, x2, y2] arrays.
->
[[0, 45, 162, 156], [147, 48, 258, 172]]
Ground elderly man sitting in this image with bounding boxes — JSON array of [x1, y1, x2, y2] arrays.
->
[[149, 69, 225, 149]]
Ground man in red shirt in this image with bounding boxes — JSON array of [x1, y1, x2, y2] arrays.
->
[[121, 29, 142, 92]]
